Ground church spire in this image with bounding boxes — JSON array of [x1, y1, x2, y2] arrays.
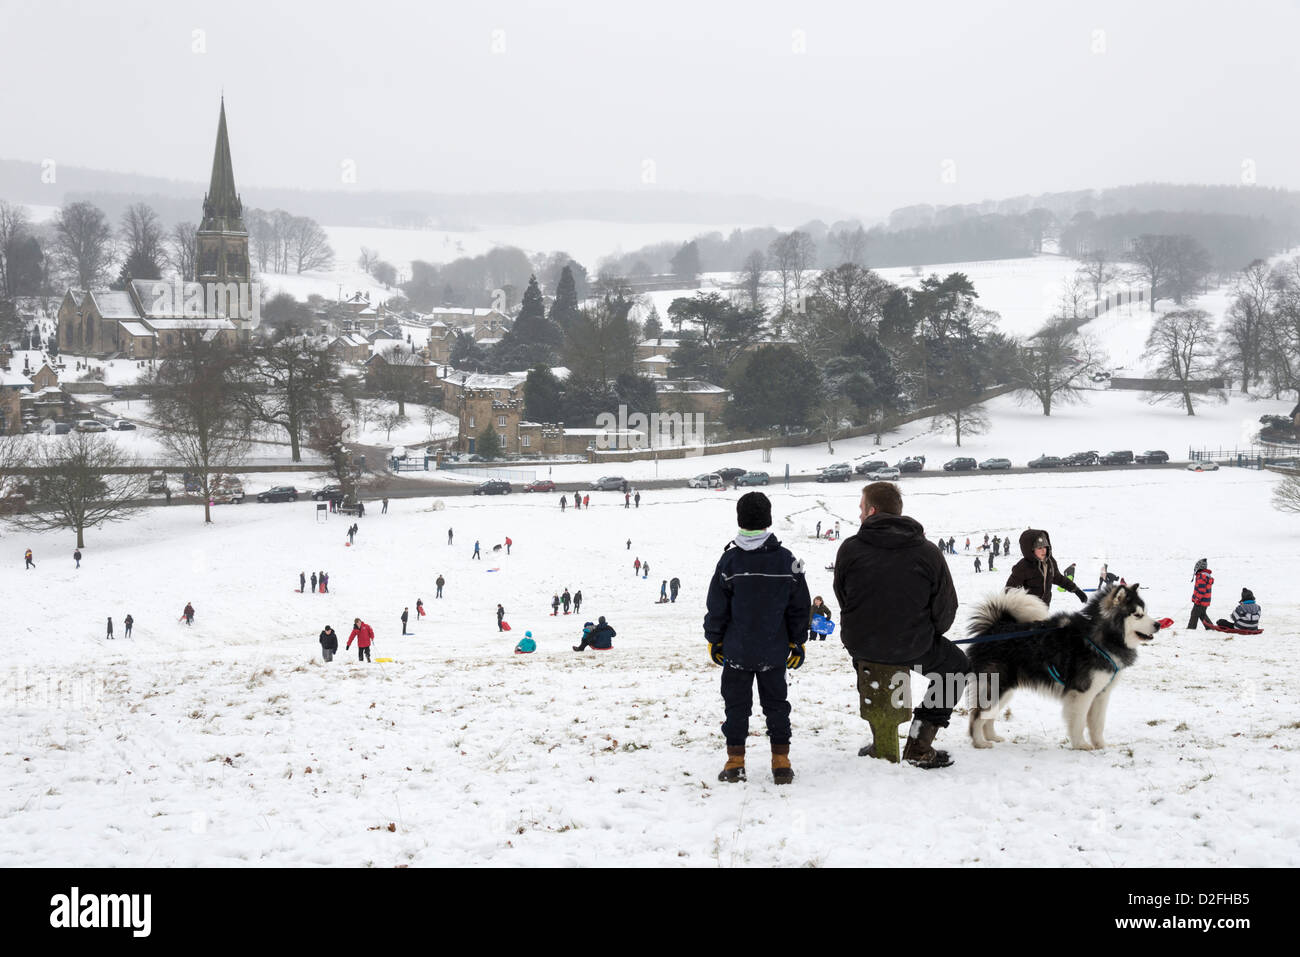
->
[[201, 97, 244, 232]]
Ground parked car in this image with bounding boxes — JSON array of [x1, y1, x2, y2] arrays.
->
[[312, 485, 345, 502], [110, 419, 136, 431], [854, 460, 889, 474], [588, 475, 625, 491], [43, 421, 72, 435], [210, 476, 245, 504], [109, 386, 126, 398], [978, 457, 1012, 470], [257, 486, 299, 503], [735, 471, 770, 486], [1028, 455, 1063, 468], [1135, 450, 1169, 464], [1186, 461, 1220, 472], [1091, 370, 1111, 382], [896, 457, 925, 472], [523, 479, 556, 493], [1063, 451, 1100, 466], [714, 467, 747, 482], [817, 463, 853, 482], [1100, 450, 1134, 465], [75, 419, 107, 433], [867, 466, 901, 480], [943, 457, 977, 471], [147, 470, 167, 493], [473, 480, 512, 495], [688, 473, 723, 489]]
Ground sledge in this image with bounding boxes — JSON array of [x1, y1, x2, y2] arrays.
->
[[824, 564, 835, 571], [486, 568, 501, 572], [344, 542, 352, 547], [374, 657, 394, 663], [1205, 623, 1262, 635], [500, 621, 512, 631], [810, 615, 835, 636]]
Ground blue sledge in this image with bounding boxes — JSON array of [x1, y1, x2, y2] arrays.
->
[[811, 615, 835, 636]]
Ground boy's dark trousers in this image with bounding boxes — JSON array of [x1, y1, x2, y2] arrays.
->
[[436, 585, 443, 597], [1188, 605, 1212, 629], [720, 665, 791, 747], [358, 646, 370, 662]]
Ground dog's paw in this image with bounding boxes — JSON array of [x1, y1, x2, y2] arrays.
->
[[1070, 741, 1095, 751], [971, 739, 994, 749], [1090, 738, 1106, 750], [985, 729, 1005, 742]]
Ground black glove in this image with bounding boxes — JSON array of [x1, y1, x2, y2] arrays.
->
[[708, 642, 725, 666], [1076, 588, 1089, 604], [787, 643, 806, 670]]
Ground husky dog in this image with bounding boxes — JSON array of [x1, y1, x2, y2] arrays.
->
[[967, 584, 1159, 750]]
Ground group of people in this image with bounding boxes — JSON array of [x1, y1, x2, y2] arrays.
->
[[1187, 558, 1262, 632], [550, 588, 584, 616], [813, 520, 842, 541], [703, 485, 1115, 784], [318, 619, 376, 662], [105, 614, 134, 639], [656, 577, 681, 603], [936, 534, 1011, 557], [300, 571, 331, 593], [559, 495, 590, 510]]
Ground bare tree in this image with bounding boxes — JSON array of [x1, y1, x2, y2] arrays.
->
[[1220, 259, 1274, 393], [736, 250, 767, 313], [1056, 274, 1091, 321], [829, 225, 868, 266], [1142, 308, 1222, 415], [0, 200, 32, 297], [375, 406, 408, 442], [168, 222, 198, 280], [289, 217, 334, 274], [1264, 257, 1300, 396], [147, 334, 250, 524], [767, 231, 815, 314], [1077, 247, 1117, 300], [1011, 319, 1100, 415], [1127, 234, 1176, 312], [119, 202, 165, 279], [931, 402, 991, 447], [9, 432, 146, 548], [306, 413, 358, 500], [1273, 472, 1300, 513], [358, 247, 381, 272], [236, 337, 345, 462], [1165, 235, 1212, 305], [54, 201, 115, 289]]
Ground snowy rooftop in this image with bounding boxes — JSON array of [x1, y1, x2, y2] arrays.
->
[[89, 291, 137, 320]]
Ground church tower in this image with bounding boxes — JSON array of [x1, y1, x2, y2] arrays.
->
[[195, 98, 250, 287]]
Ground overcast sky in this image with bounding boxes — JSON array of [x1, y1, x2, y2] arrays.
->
[[3, 0, 1299, 219]]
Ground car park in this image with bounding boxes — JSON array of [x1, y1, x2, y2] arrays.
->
[[110, 419, 136, 431], [714, 467, 747, 482], [1186, 461, 1220, 472], [473, 480, 512, 495], [1100, 450, 1134, 465], [75, 419, 107, 433], [854, 460, 889, 474], [978, 457, 1012, 470], [1063, 451, 1099, 466], [257, 486, 299, 503], [867, 466, 901, 480], [523, 479, 556, 493], [210, 476, 244, 504], [1135, 450, 1169, 464], [735, 471, 770, 486], [943, 457, 976, 471], [817, 463, 853, 482], [1028, 455, 1063, 468], [588, 476, 625, 491]]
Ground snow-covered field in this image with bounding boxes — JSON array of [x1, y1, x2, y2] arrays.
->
[[1, 454, 1297, 866]]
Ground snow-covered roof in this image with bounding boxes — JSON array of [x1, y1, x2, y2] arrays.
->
[[656, 379, 726, 394], [90, 291, 138, 320], [0, 369, 33, 387], [639, 338, 681, 349], [638, 355, 671, 364], [119, 322, 155, 338], [476, 337, 503, 347], [332, 334, 369, 348], [441, 369, 526, 391], [145, 318, 236, 331]]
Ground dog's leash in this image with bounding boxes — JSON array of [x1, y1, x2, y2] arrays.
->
[[953, 624, 1064, 646]]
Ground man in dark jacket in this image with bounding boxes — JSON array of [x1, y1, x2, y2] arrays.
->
[[1005, 529, 1087, 607], [574, 616, 617, 651], [833, 482, 966, 768], [669, 577, 680, 602], [704, 491, 811, 785], [320, 625, 338, 662]]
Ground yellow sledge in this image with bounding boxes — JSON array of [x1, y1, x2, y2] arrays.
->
[[374, 657, 394, 663]]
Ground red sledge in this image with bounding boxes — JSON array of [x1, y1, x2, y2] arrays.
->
[[501, 621, 511, 631], [1204, 623, 1262, 635]]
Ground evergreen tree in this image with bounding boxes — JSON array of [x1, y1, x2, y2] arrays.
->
[[670, 240, 701, 278], [725, 345, 818, 433], [476, 426, 502, 460], [524, 365, 565, 423], [548, 264, 581, 330], [642, 304, 663, 341]]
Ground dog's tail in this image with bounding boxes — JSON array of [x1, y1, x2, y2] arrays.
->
[[967, 588, 1050, 636]]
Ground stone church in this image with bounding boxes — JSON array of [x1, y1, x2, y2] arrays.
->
[[56, 99, 255, 358]]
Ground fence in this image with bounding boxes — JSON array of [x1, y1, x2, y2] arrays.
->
[[1188, 445, 1300, 469], [449, 467, 538, 483]]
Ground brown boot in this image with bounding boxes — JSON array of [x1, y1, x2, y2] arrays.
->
[[771, 743, 793, 785], [902, 719, 953, 769], [718, 745, 746, 782]]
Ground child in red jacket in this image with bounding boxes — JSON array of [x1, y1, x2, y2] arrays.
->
[[347, 618, 374, 662], [1188, 558, 1213, 629]]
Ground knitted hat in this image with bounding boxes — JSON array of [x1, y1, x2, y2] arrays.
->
[[525, 630, 533, 637], [1194, 558, 1208, 573], [1241, 588, 1254, 601], [1032, 534, 1049, 550], [737, 491, 772, 531], [598, 616, 607, 625]]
